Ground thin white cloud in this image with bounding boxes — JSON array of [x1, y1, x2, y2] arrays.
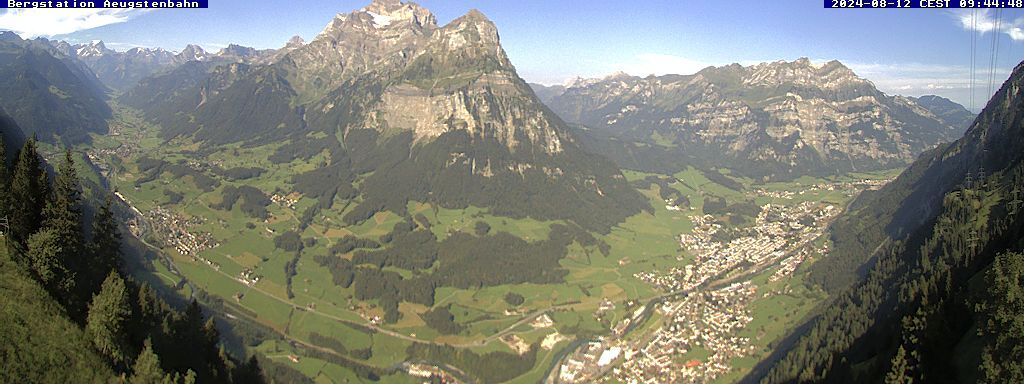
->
[[841, 61, 1014, 111], [953, 9, 1024, 41], [616, 53, 712, 78], [0, 9, 151, 39]]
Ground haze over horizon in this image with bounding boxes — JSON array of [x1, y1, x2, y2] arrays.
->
[[1, 0, 1022, 109]]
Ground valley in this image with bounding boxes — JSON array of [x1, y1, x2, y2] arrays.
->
[[87, 104, 896, 383], [5, 1, 1023, 383]]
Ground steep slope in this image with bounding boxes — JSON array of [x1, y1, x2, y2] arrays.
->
[[0, 39, 111, 144], [124, 0, 648, 232], [546, 59, 970, 180], [0, 107, 25, 162], [0, 252, 115, 383], [759, 61, 1024, 383]]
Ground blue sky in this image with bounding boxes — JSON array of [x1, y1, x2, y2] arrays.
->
[[1, 0, 1022, 110]]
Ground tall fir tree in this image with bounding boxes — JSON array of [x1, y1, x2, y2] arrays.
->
[[885, 345, 913, 384], [45, 150, 85, 291], [86, 271, 133, 368], [90, 193, 122, 292], [0, 136, 10, 223], [8, 136, 48, 255], [26, 228, 75, 298], [130, 339, 168, 384]]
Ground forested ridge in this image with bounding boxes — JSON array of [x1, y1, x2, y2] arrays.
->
[[0, 135, 264, 382], [760, 62, 1024, 383]]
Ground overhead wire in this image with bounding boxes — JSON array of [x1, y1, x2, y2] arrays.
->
[[971, 9, 977, 112], [989, 9, 1002, 99]]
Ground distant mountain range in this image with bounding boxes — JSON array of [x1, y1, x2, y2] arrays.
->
[[55, 38, 306, 91], [533, 59, 973, 180]]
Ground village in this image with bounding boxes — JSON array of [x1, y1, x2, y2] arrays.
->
[[554, 178, 883, 383], [136, 205, 220, 262]]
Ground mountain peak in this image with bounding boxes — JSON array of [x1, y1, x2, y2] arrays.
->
[[604, 71, 634, 81], [177, 44, 208, 62], [361, 0, 436, 29], [286, 35, 305, 48], [0, 31, 22, 43], [446, 8, 500, 46], [76, 40, 113, 57]]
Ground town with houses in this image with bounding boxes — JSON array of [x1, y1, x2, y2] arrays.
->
[[552, 178, 891, 383]]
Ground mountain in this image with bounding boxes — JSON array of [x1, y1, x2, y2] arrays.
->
[[215, 43, 275, 63], [49, 38, 290, 91], [759, 61, 1024, 383], [121, 0, 647, 232], [529, 82, 566, 103], [70, 40, 178, 91], [0, 38, 111, 144], [544, 59, 971, 180], [175, 44, 209, 62], [913, 94, 977, 130]]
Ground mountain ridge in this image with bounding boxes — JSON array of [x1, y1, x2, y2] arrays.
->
[[540, 59, 972, 180]]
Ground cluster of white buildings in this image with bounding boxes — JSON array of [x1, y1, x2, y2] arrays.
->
[[147, 206, 218, 257], [621, 198, 846, 382], [271, 193, 300, 210], [640, 202, 839, 294], [615, 282, 758, 383], [238, 268, 262, 286]]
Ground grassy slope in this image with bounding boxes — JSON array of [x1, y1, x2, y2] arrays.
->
[[0, 247, 116, 383]]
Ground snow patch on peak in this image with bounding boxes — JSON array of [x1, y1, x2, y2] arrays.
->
[[366, 11, 393, 28]]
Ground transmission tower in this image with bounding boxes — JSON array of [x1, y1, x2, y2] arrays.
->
[[1010, 187, 1022, 216]]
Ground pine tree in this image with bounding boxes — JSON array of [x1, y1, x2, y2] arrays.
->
[[26, 228, 75, 298], [0, 136, 10, 221], [885, 345, 913, 384], [44, 150, 86, 294], [232, 355, 265, 384], [129, 339, 168, 384], [90, 193, 122, 291], [86, 271, 133, 367], [8, 137, 48, 254]]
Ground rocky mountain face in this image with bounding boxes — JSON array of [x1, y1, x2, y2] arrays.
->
[[120, 0, 647, 232], [543, 59, 972, 180]]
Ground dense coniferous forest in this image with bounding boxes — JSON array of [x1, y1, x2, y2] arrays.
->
[[0, 136, 264, 382], [313, 216, 588, 324]]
